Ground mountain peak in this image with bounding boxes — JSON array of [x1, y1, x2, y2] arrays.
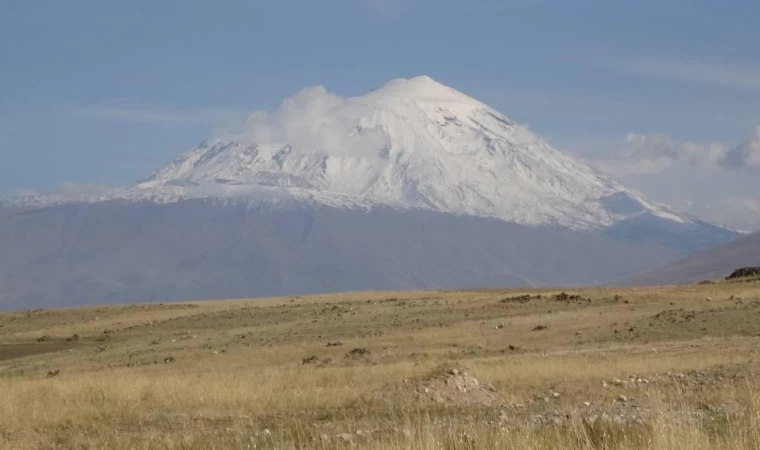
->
[[378, 75, 444, 89], [368, 75, 476, 103]]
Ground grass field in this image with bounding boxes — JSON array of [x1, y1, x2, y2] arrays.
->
[[2, 278, 760, 449]]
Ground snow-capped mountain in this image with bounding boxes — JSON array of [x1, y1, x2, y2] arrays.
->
[[20, 76, 690, 229], [0, 76, 740, 309]]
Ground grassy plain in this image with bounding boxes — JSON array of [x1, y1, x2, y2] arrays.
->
[[1, 278, 760, 449]]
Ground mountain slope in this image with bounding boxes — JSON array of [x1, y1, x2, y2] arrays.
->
[[624, 231, 760, 286], [0, 200, 685, 310]]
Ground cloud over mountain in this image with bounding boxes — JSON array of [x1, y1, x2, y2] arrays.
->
[[592, 127, 760, 177]]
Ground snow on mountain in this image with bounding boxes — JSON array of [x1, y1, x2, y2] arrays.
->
[[14, 76, 696, 229]]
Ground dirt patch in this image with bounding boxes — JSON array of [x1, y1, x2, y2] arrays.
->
[[375, 365, 502, 408]]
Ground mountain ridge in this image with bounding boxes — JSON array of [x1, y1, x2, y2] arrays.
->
[[623, 230, 760, 286]]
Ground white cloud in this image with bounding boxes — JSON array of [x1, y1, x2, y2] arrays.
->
[[722, 126, 760, 171], [591, 133, 728, 177], [237, 86, 390, 160], [591, 127, 760, 177], [612, 59, 760, 92], [580, 127, 760, 230]]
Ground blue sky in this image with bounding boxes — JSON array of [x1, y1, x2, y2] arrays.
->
[[2, 0, 759, 228]]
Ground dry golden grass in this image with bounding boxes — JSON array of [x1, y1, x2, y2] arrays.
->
[[1, 280, 760, 448]]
